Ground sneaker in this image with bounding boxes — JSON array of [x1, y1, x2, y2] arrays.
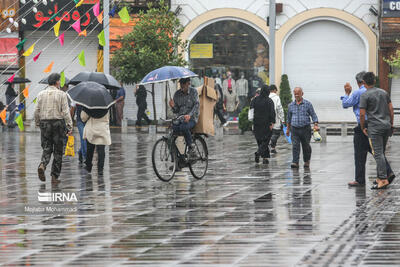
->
[[255, 152, 260, 163], [262, 158, 269, 164], [38, 163, 46, 182], [290, 162, 299, 169]]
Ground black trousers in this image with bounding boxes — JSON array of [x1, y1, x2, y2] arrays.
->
[[214, 107, 226, 124], [270, 128, 281, 148], [137, 104, 151, 125], [39, 119, 65, 178], [256, 134, 272, 158], [86, 141, 105, 171], [291, 125, 312, 163], [353, 125, 393, 184]]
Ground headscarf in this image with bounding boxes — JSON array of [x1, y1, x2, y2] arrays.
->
[[260, 84, 270, 98]]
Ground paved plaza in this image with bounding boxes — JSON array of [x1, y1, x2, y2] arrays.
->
[[1, 130, 400, 266]]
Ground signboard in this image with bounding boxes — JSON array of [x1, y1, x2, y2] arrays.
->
[[20, 0, 99, 31], [0, 38, 19, 67], [190, 44, 213, 59], [383, 0, 400, 17]]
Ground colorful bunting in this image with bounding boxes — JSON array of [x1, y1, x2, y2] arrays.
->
[[78, 50, 86, 66], [18, 103, 25, 111], [97, 11, 104, 24], [16, 39, 26, 51], [60, 71, 66, 87], [0, 109, 6, 124], [7, 74, 15, 83], [33, 98, 37, 104], [109, 6, 117, 17], [93, 2, 100, 17], [33, 51, 42, 62], [59, 33, 65, 46], [44, 61, 54, 73], [98, 30, 105, 46], [23, 43, 35, 56], [15, 114, 24, 131], [49, 11, 59, 21], [76, 0, 84, 7], [78, 29, 87, 37], [54, 20, 61, 37], [72, 19, 81, 33], [118, 7, 130, 24], [73, 0, 79, 4], [23, 86, 29, 98]]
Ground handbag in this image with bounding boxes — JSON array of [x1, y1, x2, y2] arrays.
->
[[248, 108, 254, 121]]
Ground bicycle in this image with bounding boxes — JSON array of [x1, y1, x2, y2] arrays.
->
[[152, 116, 208, 182]]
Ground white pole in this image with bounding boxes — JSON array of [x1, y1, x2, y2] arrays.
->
[[103, 0, 110, 75], [269, 0, 275, 85]]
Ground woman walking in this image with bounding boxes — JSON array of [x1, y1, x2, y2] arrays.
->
[[251, 84, 275, 164], [81, 109, 111, 174], [5, 83, 18, 127]]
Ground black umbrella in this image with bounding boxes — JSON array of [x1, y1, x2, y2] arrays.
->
[[69, 71, 121, 90], [39, 75, 70, 85], [4, 77, 31, 84], [67, 81, 115, 110]]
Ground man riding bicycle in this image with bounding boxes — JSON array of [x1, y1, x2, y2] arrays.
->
[[169, 77, 200, 159]]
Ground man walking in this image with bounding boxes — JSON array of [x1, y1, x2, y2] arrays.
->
[[269, 84, 285, 153], [34, 73, 73, 184], [342, 72, 394, 187], [360, 72, 394, 190], [286, 87, 319, 168], [135, 85, 151, 126]]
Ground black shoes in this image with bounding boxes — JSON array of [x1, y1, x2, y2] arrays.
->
[[262, 158, 269, 164], [38, 163, 46, 182], [255, 152, 260, 163], [51, 175, 60, 185], [291, 163, 299, 169], [271, 148, 277, 154], [78, 151, 83, 164]]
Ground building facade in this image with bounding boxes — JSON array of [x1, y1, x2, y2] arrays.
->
[[172, 0, 379, 122]]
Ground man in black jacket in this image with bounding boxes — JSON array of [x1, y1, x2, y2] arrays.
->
[[135, 85, 151, 126]]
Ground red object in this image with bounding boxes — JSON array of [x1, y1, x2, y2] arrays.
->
[[33, 51, 42, 62], [7, 74, 15, 83], [0, 38, 18, 66], [228, 79, 232, 89]]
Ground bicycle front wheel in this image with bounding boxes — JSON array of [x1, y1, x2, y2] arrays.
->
[[189, 136, 208, 179], [152, 138, 176, 182]]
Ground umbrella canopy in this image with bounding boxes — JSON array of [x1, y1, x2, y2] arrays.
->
[[69, 71, 121, 90], [39, 75, 70, 85], [67, 81, 115, 109], [4, 77, 31, 84], [140, 66, 197, 85]]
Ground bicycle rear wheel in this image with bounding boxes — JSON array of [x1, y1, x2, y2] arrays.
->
[[189, 136, 208, 179], [152, 138, 176, 182]]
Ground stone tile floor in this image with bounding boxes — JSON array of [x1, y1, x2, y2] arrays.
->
[[0, 130, 400, 266]]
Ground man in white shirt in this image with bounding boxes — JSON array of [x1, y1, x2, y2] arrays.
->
[[269, 85, 285, 153]]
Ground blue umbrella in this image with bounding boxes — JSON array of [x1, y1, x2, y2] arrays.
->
[[140, 66, 197, 85]]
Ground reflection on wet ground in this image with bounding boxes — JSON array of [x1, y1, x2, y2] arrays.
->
[[0, 131, 399, 266]]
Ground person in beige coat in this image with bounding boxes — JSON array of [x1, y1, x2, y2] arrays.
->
[[81, 110, 111, 174]]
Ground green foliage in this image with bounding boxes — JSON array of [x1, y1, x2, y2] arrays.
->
[[384, 39, 400, 79], [279, 74, 292, 121], [110, 0, 188, 83], [238, 106, 252, 132]]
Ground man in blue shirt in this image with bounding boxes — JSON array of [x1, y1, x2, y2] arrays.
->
[[286, 87, 319, 169], [342, 71, 394, 187]]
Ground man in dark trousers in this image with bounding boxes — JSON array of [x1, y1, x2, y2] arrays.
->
[[342, 72, 394, 187], [286, 87, 319, 169], [135, 85, 151, 126], [34, 73, 73, 185], [360, 72, 395, 190]]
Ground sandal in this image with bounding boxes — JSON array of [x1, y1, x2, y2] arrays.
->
[[371, 180, 389, 190]]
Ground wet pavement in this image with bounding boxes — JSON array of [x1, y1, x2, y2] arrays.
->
[[1, 130, 400, 266]]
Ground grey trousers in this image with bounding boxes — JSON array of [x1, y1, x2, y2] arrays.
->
[[369, 131, 390, 179], [291, 125, 312, 164]]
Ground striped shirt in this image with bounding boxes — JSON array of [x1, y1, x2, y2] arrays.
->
[[172, 87, 200, 123], [287, 99, 318, 128], [34, 86, 73, 131]]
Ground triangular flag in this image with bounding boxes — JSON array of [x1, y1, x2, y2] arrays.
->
[[0, 109, 6, 124], [78, 29, 87, 37], [15, 114, 24, 131], [18, 103, 25, 111], [23, 86, 29, 98], [54, 20, 61, 37], [16, 39, 26, 51], [76, 0, 84, 7], [73, 0, 79, 4], [93, 2, 100, 17], [7, 74, 15, 83], [60, 71, 65, 87], [97, 10, 103, 24], [44, 61, 54, 73], [109, 6, 117, 17], [98, 30, 105, 46], [33, 98, 37, 104], [33, 51, 42, 62], [78, 50, 86, 66], [118, 7, 130, 24], [72, 19, 81, 33], [49, 11, 59, 21], [59, 33, 65, 46], [23, 43, 35, 56]]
